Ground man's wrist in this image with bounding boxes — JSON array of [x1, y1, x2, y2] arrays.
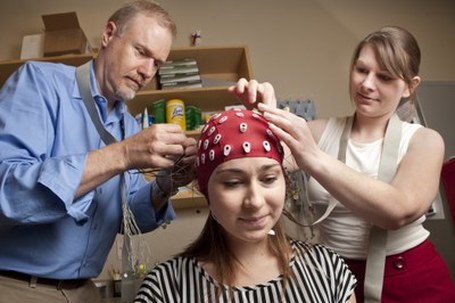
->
[[150, 180, 177, 212], [155, 173, 179, 197]]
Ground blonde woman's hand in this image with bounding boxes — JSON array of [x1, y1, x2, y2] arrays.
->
[[228, 78, 277, 109], [258, 103, 319, 171]]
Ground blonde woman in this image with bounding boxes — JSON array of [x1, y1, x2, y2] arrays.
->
[[231, 26, 455, 302]]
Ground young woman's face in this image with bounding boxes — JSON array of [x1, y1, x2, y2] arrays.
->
[[350, 44, 412, 118], [207, 157, 285, 244]]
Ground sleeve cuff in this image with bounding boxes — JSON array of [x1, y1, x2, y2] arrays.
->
[[129, 183, 176, 232], [38, 154, 92, 222]]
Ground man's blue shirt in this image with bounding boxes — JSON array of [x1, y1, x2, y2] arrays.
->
[[0, 60, 175, 279]]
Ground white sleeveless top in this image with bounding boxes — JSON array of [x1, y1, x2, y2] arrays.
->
[[308, 116, 430, 259]]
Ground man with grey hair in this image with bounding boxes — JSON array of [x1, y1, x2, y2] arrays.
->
[[0, 1, 195, 302]]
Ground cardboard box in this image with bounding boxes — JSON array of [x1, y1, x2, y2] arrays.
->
[[41, 12, 90, 57]]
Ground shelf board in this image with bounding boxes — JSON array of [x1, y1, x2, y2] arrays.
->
[[166, 45, 252, 76], [128, 86, 242, 116], [171, 189, 207, 209], [0, 53, 94, 87]]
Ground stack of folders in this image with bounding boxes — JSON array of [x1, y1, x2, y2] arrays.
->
[[158, 58, 203, 90]]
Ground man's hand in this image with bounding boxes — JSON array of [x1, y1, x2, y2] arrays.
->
[[121, 123, 188, 170], [155, 136, 197, 195]]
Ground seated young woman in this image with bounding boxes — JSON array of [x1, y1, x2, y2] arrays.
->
[[134, 109, 357, 303]]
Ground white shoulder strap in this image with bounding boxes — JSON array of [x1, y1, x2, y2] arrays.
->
[[313, 114, 402, 301], [312, 116, 354, 224], [364, 114, 402, 303]]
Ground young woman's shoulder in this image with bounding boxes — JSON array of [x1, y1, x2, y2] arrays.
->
[[135, 256, 198, 302], [291, 239, 352, 272], [292, 239, 343, 258], [290, 239, 357, 301], [137, 256, 193, 291]]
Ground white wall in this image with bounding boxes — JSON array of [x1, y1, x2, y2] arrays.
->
[[1, 0, 454, 118]]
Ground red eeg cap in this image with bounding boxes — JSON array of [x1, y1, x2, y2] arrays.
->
[[196, 109, 284, 199]]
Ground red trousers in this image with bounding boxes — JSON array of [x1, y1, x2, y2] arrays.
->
[[344, 240, 455, 303]]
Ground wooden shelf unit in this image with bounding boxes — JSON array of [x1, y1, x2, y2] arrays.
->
[[0, 46, 253, 208], [126, 45, 252, 116]]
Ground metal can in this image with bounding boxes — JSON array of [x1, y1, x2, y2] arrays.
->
[[194, 106, 203, 128], [185, 105, 198, 130], [166, 99, 186, 130], [153, 99, 166, 123]]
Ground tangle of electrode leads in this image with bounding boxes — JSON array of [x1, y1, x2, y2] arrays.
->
[[282, 153, 316, 240], [121, 155, 189, 276], [120, 173, 153, 277]]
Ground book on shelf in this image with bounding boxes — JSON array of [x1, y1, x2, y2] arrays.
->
[[160, 79, 203, 90], [159, 70, 199, 79], [158, 57, 202, 89], [160, 58, 197, 69], [159, 72, 201, 84], [159, 57, 199, 74], [158, 65, 199, 76]]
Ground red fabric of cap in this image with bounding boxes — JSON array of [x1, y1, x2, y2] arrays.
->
[[196, 109, 284, 198]]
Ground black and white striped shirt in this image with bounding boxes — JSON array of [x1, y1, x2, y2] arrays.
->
[[134, 240, 356, 303]]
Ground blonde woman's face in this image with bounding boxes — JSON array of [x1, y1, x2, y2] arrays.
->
[[207, 157, 285, 245], [350, 44, 412, 118]]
